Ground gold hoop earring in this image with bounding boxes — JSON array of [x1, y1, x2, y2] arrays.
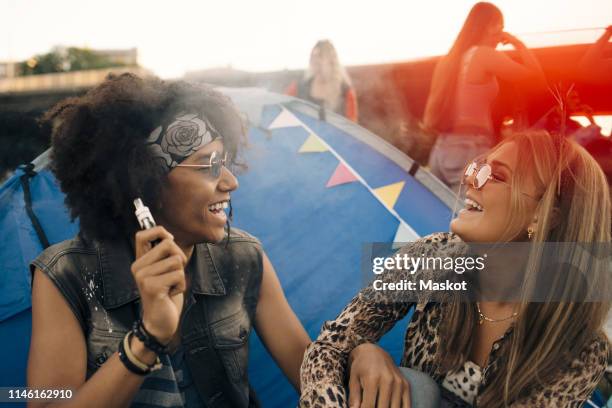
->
[[527, 227, 534, 240]]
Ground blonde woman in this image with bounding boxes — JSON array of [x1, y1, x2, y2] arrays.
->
[[286, 40, 358, 122], [299, 130, 610, 407], [424, 2, 544, 192]]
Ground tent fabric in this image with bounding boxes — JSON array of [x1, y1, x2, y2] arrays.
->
[[0, 166, 78, 322], [0, 89, 454, 406]]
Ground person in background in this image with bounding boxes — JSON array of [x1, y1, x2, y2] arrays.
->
[[286, 40, 358, 122], [533, 89, 595, 138], [423, 2, 544, 192], [578, 25, 612, 84], [531, 88, 612, 186]]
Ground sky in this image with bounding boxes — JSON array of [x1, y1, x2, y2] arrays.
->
[[1, 0, 611, 79]]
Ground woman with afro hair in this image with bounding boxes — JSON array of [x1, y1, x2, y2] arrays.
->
[[27, 73, 313, 407]]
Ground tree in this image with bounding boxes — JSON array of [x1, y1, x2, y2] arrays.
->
[[19, 52, 64, 76], [18, 47, 127, 76]]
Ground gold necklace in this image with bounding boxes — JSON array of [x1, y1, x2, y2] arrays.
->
[[476, 302, 518, 325]]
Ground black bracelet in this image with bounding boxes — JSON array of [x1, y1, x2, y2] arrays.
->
[[118, 332, 150, 376], [132, 320, 169, 355]]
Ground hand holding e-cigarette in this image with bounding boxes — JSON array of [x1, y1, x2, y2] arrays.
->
[[130, 199, 187, 345]]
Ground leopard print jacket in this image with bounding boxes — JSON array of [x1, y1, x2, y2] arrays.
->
[[299, 232, 609, 407]]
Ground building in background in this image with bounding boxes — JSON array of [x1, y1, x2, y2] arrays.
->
[[0, 47, 149, 180], [0, 62, 19, 79], [91, 47, 138, 66], [0, 46, 145, 93]]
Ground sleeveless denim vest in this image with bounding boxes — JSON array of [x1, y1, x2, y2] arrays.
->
[[31, 228, 264, 407]]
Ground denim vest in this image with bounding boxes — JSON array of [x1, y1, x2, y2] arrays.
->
[[31, 228, 264, 407]]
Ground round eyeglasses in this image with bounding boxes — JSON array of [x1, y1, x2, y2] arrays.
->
[[175, 151, 228, 178], [462, 160, 538, 200], [462, 161, 495, 189]]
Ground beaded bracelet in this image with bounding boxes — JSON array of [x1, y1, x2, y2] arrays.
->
[[132, 320, 169, 355], [118, 331, 161, 376]]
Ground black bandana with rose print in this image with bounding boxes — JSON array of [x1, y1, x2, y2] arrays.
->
[[146, 113, 222, 173]]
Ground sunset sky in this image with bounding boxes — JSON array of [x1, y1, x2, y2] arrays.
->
[[1, 0, 610, 78]]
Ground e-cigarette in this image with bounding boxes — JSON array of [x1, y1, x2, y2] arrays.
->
[[133, 198, 160, 246]]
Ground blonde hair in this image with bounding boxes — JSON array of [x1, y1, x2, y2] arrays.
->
[[438, 130, 611, 407]]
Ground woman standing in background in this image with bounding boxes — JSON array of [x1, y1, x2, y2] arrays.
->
[[424, 2, 544, 192], [286, 40, 359, 122]]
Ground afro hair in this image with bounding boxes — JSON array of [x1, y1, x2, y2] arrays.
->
[[43, 73, 246, 242]]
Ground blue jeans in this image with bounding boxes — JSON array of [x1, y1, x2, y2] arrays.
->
[[400, 367, 441, 408], [429, 134, 493, 193]]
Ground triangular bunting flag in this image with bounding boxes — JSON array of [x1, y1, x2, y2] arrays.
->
[[268, 108, 303, 129], [373, 181, 405, 209], [298, 134, 328, 153], [326, 162, 358, 188], [392, 222, 419, 248]]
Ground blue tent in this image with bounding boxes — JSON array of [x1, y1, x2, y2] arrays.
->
[[0, 88, 456, 407]]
